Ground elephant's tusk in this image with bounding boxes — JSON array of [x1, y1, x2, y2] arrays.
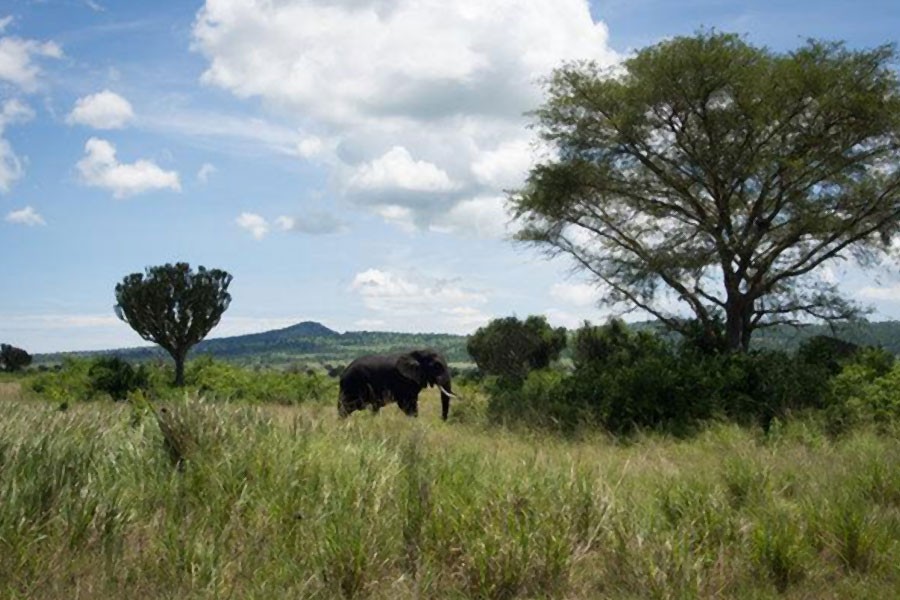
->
[[438, 385, 460, 399]]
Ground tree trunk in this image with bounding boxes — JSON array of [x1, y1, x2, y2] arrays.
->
[[173, 351, 186, 387], [724, 293, 752, 353]]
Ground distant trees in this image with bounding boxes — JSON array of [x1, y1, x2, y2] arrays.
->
[[114, 263, 232, 386], [513, 32, 900, 352], [0, 344, 32, 372], [467, 315, 567, 381]]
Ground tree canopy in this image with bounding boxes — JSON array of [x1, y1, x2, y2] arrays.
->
[[0, 344, 32, 372], [512, 32, 900, 351], [114, 263, 232, 385]]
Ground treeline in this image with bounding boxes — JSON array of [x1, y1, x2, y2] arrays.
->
[[467, 316, 900, 436], [29, 319, 900, 370]]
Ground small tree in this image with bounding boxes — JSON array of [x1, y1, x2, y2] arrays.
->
[[0, 344, 32, 372], [114, 263, 232, 386], [467, 315, 567, 381], [513, 32, 900, 352]]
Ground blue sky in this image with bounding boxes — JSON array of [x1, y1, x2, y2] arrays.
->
[[2, 0, 899, 353]]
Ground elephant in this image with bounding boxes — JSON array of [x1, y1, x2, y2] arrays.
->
[[338, 349, 456, 420]]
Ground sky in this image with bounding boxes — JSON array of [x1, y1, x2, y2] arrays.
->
[[1, 0, 899, 353]]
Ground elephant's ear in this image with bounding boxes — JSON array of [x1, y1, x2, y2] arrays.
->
[[396, 354, 426, 387]]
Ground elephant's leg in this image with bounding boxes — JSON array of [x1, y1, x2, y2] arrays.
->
[[338, 389, 364, 418], [397, 395, 418, 417]]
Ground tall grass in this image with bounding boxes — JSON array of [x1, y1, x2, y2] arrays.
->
[[0, 392, 898, 598]]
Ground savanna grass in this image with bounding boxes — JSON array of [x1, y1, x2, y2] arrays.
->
[[0, 391, 898, 599]]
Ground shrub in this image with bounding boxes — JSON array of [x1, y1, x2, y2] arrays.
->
[[825, 361, 900, 434], [467, 315, 567, 382], [87, 357, 149, 401], [571, 319, 665, 368], [488, 320, 839, 435]]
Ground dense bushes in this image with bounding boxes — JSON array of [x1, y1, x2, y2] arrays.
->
[[486, 320, 897, 435], [88, 357, 149, 401], [27, 356, 336, 405]]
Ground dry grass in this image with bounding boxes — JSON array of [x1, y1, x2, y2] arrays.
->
[[1, 387, 898, 599]]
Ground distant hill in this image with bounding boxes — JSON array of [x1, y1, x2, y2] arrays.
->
[[33, 319, 900, 369], [631, 319, 900, 355], [34, 321, 472, 368]]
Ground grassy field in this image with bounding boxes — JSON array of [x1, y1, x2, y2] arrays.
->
[[1, 384, 898, 599]]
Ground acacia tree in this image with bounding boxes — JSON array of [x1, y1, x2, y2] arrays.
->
[[513, 33, 900, 351], [114, 263, 232, 386], [0, 344, 32, 372]]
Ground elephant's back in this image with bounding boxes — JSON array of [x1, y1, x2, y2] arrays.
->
[[340, 353, 400, 386]]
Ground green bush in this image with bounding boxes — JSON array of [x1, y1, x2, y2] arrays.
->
[[467, 315, 567, 382], [825, 360, 900, 435], [87, 357, 149, 401], [26, 356, 336, 406], [185, 356, 333, 404], [28, 358, 95, 402]]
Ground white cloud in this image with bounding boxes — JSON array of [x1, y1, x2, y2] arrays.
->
[[350, 267, 490, 333], [192, 0, 618, 231], [375, 204, 416, 233], [67, 90, 134, 129], [275, 211, 346, 235], [143, 110, 306, 157], [197, 162, 217, 182], [5, 205, 45, 226], [857, 283, 900, 302], [348, 146, 457, 193], [543, 308, 586, 329], [0, 98, 34, 126], [471, 138, 535, 189], [550, 282, 602, 307], [235, 212, 270, 239], [431, 195, 510, 239], [297, 135, 325, 158], [0, 99, 35, 193], [0, 31, 62, 91], [76, 137, 181, 198]]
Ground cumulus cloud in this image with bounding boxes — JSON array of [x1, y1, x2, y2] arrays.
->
[[431, 195, 509, 239], [5, 205, 45, 226], [374, 204, 416, 233], [192, 0, 617, 231], [0, 98, 35, 193], [235, 212, 270, 240], [471, 138, 536, 189], [0, 27, 62, 91], [350, 268, 490, 332], [348, 146, 457, 193], [67, 90, 134, 129], [76, 137, 181, 198]]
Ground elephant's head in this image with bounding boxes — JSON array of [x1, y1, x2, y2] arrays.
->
[[396, 349, 455, 420]]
